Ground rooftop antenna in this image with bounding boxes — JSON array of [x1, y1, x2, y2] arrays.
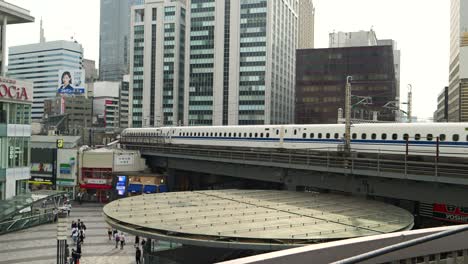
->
[[39, 17, 46, 43]]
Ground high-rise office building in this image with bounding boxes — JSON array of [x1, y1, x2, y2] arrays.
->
[[129, 0, 187, 127], [328, 30, 401, 112], [128, 0, 298, 127], [298, 0, 314, 49], [99, 0, 144, 81], [448, 0, 468, 122], [295, 46, 398, 124], [435, 86, 449, 122], [185, 0, 298, 126], [8, 40, 83, 120]]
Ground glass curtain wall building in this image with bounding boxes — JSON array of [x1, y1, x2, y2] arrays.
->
[[129, 0, 186, 128], [184, 0, 298, 126], [99, 0, 144, 81], [0, 78, 33, 200]]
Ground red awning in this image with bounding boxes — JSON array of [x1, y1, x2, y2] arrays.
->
[[80, 184, 112, 190]]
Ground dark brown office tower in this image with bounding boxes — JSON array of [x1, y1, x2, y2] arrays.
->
[[295, 46, 397, 124]]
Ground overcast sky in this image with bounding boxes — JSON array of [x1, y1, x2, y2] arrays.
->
[[7, 0, 450, 120]]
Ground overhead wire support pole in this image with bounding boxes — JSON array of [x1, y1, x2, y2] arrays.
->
[[345, 76, 352, 154]]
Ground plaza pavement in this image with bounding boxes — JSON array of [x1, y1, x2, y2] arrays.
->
[[0, 203, 138, 264]]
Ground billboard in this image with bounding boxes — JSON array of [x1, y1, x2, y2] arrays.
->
[[433, 204, 468, 223], [116, 176, 127, 196], [31, 163, 53, 172], [57, 69, 85, 95]]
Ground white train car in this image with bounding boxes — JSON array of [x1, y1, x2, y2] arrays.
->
[[121, 123, 468, 157]]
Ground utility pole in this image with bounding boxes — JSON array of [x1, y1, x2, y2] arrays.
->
[[407, 84, 412, 123], [345, 76, 352, 153]]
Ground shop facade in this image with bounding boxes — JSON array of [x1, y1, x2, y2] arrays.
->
[[30, 136, 80, 198], [79, 148, 146, 203], [0, 77, 33, 200]]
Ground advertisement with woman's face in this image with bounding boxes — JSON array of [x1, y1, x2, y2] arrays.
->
[[57, 69, 85, 95]]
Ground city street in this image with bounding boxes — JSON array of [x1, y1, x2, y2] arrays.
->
[[0, 203, 136, 264]]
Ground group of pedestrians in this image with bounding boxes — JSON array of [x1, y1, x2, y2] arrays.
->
[[67, 219, 87, 263], [108, 227, 146, 263]]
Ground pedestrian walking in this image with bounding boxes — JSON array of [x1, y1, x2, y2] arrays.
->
[[53, 208, 58, 222], [79, 229, 85, 244], [66, 202, 72, 216], [77, 192, 83, 205], [77, 219, 81, 230], [115, 233, 120, 249], [135, 247, 142, 264], [76, 241, 82, 255], [120, 233, 126, 250], [71, 229, 78, 244], [72, 248, 81, 264], [112, 228, 118, 240], [65, 244, 70, 264], [135, 235, 140, 246], [141, 239, 146, 249], [107, 227, 112, 240], [71, 221, 77, 229]]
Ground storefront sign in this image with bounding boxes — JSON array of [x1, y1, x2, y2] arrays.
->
[[28, 177, 53, 185], [59, 163, 71, 174], [57, 179, 75, 187], [0, 78, 32, 102], [114, 154, 134, 166], [116, 175, 127, 196], [86, 178, 108, 185], [433, 204, 468, 223]]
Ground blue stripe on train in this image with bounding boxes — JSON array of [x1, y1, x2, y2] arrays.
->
[[169, 136, 468, 147]]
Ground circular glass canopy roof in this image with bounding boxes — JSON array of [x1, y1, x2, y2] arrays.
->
[[103, 190, 414, 250]]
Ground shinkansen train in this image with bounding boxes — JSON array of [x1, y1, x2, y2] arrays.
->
[[121, 123, 468, 157]]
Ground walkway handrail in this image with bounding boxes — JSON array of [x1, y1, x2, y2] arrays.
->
[[332, 225, 468, 264]]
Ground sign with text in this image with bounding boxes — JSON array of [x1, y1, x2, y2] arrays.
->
[[86, 178, 108, 185], [114, 154, 134, 166], [0, 77, 33, 103], [116, 175, 127, 196], [57, 69, 85, 95]]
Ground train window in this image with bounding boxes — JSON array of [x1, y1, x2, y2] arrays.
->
[[260, 133, 264, 138], [427, 134, 433, 141], [211, 133, 213, 137], [371, 133, 377, 140], [381, 133, 387, 140], [233, 133, 236, 137], [325, 133, 330, 139], [361, 133, 367, 140], [453, 134, 459, 141], [318, 133, 322, 139], [392, 134, 398, 140], [352, 133, 357, 139], [403, 134, 409, 140], [244, 133, 247, 137], [255, 133, 258, 138], [334, 133, 339, 139], [415, 134, 421, 140], [302, 133, 306, 139], [249, 133, 252, 138], [266, 133, 270, 138], [276, 130, 279, 135], [294, 130, 297, 135], [440, 134, 446, 141], [466, 135, 468, 141], [310, 133, 314, 138], [223, 133, 227, 137], [229, 133, 232, 137]]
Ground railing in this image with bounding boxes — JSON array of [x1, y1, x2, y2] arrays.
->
[[122, 142, 468, 185], [0, 212, 54, 235], [218, 225, 468, 264]]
